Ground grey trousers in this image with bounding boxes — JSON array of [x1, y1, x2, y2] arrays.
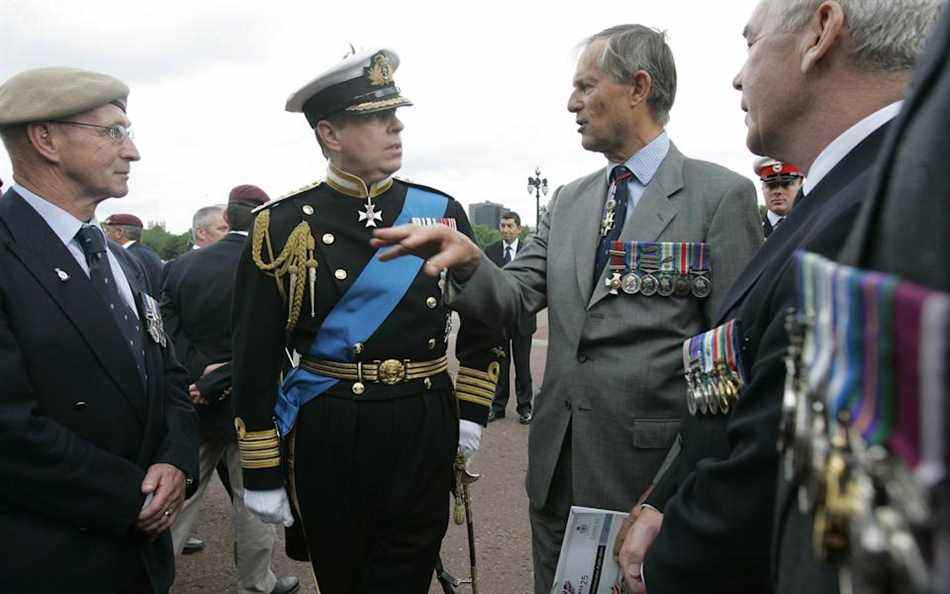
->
[[529, 433, 573, 594], [170, 436, 278, 594]]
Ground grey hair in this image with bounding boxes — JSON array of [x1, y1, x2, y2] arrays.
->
[[771, 0, 943, 71], [191, 204, 226, 242], [585, 24, 677, 126]]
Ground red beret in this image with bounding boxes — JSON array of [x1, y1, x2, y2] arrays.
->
[[104, 213, 144, 228], [228, 184, 270, 206]]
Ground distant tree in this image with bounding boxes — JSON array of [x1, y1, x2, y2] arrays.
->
[[472, 224, 501, 249], [141, 222, 192, 260]]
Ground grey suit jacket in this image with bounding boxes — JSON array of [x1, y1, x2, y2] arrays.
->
[[449, 142, 762, 511]]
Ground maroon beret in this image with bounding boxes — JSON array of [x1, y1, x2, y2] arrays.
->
[[228, 184, 270, 206], [104, 213, 143, 228]]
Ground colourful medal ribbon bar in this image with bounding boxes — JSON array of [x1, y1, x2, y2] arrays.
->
[[679, 241, 689, 275], [724, 319, 743, 384], [891, 282, 926, 466], [690, 334, 707, 414], [827, 263, 857, 421], [609, 240, 626, 269]]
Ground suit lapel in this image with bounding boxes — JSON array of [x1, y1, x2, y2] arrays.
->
[[588, 144, 684, 308], [0, 191, 147, 423], [714, 123, 892, 324], [571, 169, 610, 307]]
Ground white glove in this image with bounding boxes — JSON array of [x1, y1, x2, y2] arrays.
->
[[458, 419, 483, 461], [243, 488, 294, 527]]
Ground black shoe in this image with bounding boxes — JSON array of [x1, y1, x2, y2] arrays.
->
[[518, 409, 532, 425], [270, 576, 301, 594], [182, 536, 205, 555], [487, 409, 505, 422]]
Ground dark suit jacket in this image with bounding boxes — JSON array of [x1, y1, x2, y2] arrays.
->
[[776, 11, 950, 594], [484, 238, 537, 335], [161, 232, 246, 438], [127, 240, 164, 296], [642, 125, 891, 594], [0, 189, 199, 594]]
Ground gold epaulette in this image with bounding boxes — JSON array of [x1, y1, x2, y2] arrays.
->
[[455, 363, 501, 408], [250, 198, 318, 331], [234, 418, 281, 470], [251, 180, 322, 214]]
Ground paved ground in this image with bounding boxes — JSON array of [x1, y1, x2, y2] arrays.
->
[[173, 313, 549, 594]]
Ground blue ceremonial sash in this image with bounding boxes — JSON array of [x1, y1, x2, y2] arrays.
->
[[274, 187, 448, 435]]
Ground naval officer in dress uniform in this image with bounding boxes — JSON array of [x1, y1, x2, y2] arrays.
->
[[0, 67, 198, 594], [232, 48, 505, 594]]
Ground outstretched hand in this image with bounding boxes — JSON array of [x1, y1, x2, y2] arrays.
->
[[371, 224, 482, 280]]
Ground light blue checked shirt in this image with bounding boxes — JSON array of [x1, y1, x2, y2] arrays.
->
[[607, 131, 670, 222]]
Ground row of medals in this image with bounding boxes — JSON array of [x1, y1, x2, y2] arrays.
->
[[683, 363, 739, 416], [606, 252, 712, 298], [778, 312, 932, 594]]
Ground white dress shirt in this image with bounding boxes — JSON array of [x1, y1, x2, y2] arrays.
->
[[803, 101, 903, 196], [15, 184, 138, 314]]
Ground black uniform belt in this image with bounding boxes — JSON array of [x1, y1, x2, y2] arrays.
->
[[299, 355, 448, 385]]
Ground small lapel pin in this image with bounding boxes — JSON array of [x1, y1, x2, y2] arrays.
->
[[55, 268, 70, 282]]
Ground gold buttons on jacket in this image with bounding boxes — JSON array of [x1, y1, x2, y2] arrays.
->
[[424, 378, 432, 390], [352, 382, 365, 395], [427, 338, 437, 350], [335, 269, 348, 281], [322, 233, 335, 245], [302, 205, 314, 215], [354, 342, 364, 355], [426, 297, 438, 309]]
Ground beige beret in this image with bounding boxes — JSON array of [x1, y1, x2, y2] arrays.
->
[[0, 67, 129, 127]]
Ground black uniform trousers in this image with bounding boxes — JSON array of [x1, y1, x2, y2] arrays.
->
[[292, 385, 458, 594], [491, 330, 533, 416]]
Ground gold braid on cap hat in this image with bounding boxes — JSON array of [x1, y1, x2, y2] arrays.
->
[[251, 210, 317, 331]]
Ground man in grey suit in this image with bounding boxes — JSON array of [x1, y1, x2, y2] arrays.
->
[[373, 24, 762, 593]]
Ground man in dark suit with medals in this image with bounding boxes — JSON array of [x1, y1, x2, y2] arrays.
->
[[773, 8, 950, 593], [103, 213, 165, 295], [608, 2, 943, 593], [162, 185, 299, 594], [0, 67, 198, 594], [483, 210, 535, 424], [232, 48, 504, 594]]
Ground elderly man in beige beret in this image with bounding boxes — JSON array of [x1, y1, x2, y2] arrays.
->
[[0, 67, 199, 594]]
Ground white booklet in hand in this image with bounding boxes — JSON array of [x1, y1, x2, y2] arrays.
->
[[551, 506, 630, 594]]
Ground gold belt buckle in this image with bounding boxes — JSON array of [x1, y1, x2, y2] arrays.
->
[[377, 359, 407, 385]]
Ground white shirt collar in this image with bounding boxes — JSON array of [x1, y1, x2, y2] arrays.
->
[[503, 237, 519, 253], [230, 230, 249, 237], [13, 184, 90, 245], [803, 101, 902, 196], [766, 210, 784, 226], [122, 240, 136, 248]]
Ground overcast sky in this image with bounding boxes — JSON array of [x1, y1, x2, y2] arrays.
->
[[1, 0, 764, 231]]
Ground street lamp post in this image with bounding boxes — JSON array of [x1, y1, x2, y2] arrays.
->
[[527, 167, 548, 231]]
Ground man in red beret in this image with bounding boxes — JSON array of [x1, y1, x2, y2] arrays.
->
[[162, 184, 300, 594], [104, 212, 165, 294], [753, 157, 804, 238]]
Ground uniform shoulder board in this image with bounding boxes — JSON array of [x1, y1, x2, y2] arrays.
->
[[252, 180, 322, 214], [393, 176, 454, 201]]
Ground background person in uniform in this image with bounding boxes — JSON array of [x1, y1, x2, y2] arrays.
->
[[191, 204, 229, 249], [0, 66, 198, 594], [614, 2, 941, 593], [162, 184, 299, 594], [104, 212, 165, 294], [754, 157, 803, 238], [232, 48, 505, 594], [371, 24, 762, 594], [484, 210, 535, 424]]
